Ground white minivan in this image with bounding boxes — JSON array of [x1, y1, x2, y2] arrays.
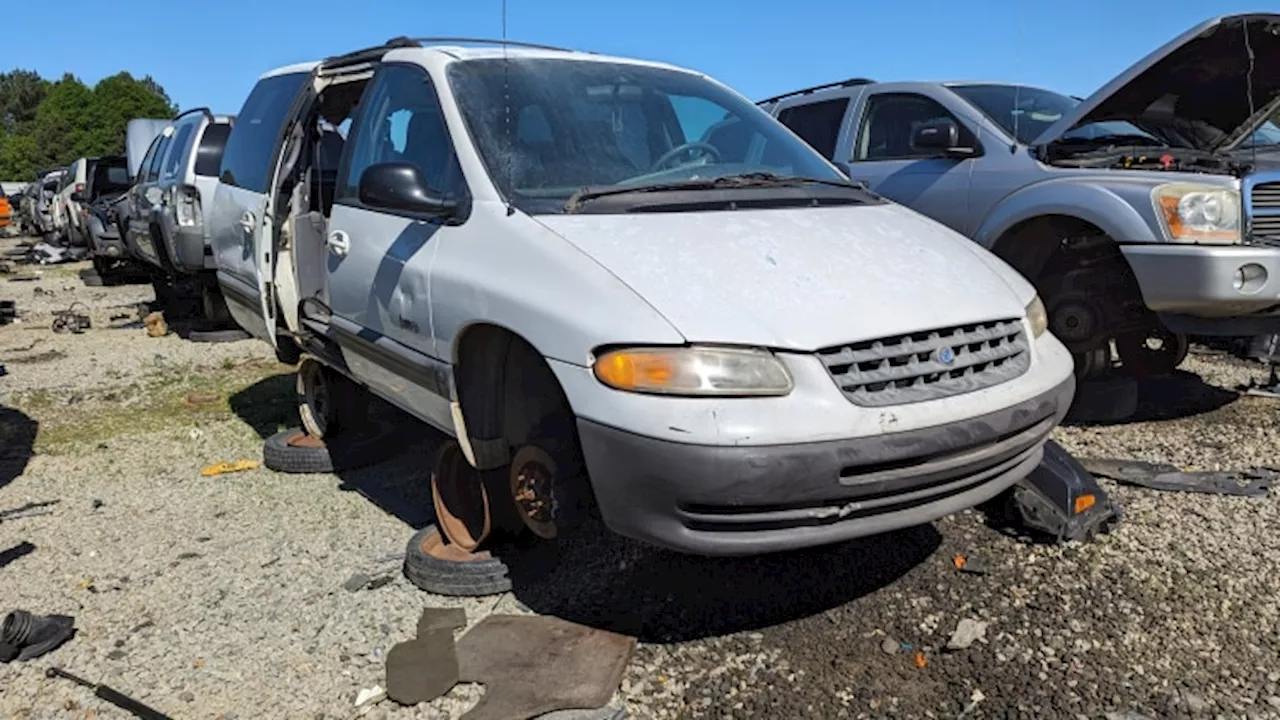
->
[[212, 39, 1077, 556]]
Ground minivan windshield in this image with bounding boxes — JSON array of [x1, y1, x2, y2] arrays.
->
[[448, 58, 846, 212], [950, 84, 1161, 147]]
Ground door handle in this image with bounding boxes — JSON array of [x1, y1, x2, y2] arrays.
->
[[326, 230, 351, 258], [239, 211, 256, 233]]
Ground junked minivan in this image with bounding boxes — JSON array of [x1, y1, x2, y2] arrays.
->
[[213, 39, 1077, 556]]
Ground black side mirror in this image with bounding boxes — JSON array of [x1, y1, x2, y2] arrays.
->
[[832, 160, 853, 179], [358, 163, 458, 218], [911, 119, 976, 158], [69, 192, 84, 203]]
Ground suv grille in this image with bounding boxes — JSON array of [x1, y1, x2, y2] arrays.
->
[[1250, 181, 1280, 241], [817, 319, 1030, 407]]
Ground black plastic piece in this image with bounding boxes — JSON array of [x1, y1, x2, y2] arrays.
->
[[758, 78, 876, 106], [1010, 440, 1123, 542], [46, 667, 172, 720], [1, 610, 76, 662]]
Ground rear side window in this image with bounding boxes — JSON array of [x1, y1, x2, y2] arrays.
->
[[163, 122, 196, 179], [195, 123, 232, 177], [776, 98, 850, 160], [220, 72, 308, 192], [90, 160, 130, 196], [146, 136, 171, 182]]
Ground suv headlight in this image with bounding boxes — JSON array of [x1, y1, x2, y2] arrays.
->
[[593, 346, 793, 396], [1025, 295, 1048, 338], [1152, 184, 1242, 244]]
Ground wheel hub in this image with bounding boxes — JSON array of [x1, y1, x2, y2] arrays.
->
[[509, 445, 558, 540], [1048, 296, 1101, 346]]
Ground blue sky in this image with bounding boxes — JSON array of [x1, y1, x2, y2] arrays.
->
[[4, 0, 1269, 115]]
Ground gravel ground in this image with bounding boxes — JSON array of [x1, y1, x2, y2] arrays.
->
[[2, 233, 1280, 719]]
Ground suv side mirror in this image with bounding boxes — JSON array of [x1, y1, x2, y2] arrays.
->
[[911, 119, 977, 158], [358, 163, 458, 218], [69, 191, 84, 203], [832, 160, 853, 179]]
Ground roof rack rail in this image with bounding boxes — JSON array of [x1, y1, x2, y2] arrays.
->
[[758, 78, 875, 106], [409, 36, 581, 53]]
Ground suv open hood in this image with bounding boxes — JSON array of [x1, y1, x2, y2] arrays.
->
[[1033, 13, 1280, 151]]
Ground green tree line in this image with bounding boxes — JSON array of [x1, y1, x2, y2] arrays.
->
[[0, 69, 177, 180]]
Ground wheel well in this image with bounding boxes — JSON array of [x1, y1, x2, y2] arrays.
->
[[453, 324, 578, 470], [990, 215, 1107, 282]]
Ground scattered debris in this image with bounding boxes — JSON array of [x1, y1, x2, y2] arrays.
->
[[912, 651, 928, 669], [953, 554, 988, 575], [343, 572, 372, 593], [0, 499, 60, 524], [200, 460, 260, 477], [354, 685, 385, 707], [1080, 457, 1276, 498], [879, 637, 899, 655], [455, 615, 636, 720], [45, 667, 172, 720], [182, 391, 221, 406], [143, 312, 168, 338], [0, 299, 15, 325], [386, 608, 466, 706], [1, 610, 77, 663], [27, 242, 87, 265], [958, 688, 986, 718], [52, 303, 92, 334], [945, 619, 989, 651], [0, 542, 36, 569]]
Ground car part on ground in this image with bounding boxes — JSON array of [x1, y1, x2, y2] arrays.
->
[[1063, 375, 1139, 424], [1079, 457, 1277, 498], [44, 667, 172, 720], [385, 607, 466, 706], [999, 440, 1123, 542], [454, 614, 636, 720], [260, 419, 403, 475], [51, 304, 92, 334], [0, 610, 76, 663], [0, 300, 15, 325], [187, 328, 250, 344], [78, 268, 104, 287], [296, 358, 366, 438], [402, 524, 517, 597]]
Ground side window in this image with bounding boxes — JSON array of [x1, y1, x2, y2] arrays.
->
[[162, 122, 195, 179], [855, 93, 974, 161], [338, 64, 465, 205], [137, 140, 161, 186], [220, 72, 309, 192], [194, 123, 232, 177], [146, 136, 171, 181], [776, 98, 850, 159]]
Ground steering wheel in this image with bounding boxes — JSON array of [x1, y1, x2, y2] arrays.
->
[[651, 142, 722, 171]]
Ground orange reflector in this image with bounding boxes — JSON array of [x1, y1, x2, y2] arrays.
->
[[953, 555, 966, 569], [913, 651, 928, 669], [1074, 494, 1096, 514]]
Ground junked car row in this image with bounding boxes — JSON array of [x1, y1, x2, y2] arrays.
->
[[9, 14, 1272, 559]]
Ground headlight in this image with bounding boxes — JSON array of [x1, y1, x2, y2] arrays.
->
[[1152, 184, 1242, 244], [1025, 295, 1048, 338], [593, 346, 793, 396]]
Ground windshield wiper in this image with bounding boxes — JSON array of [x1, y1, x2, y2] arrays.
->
[[564, 173, 865, 213]]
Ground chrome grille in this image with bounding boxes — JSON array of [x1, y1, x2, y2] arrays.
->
[[1247, 176, 1280, 243], [817, 318, 1030, 407]]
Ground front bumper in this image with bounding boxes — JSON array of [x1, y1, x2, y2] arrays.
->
[[1122, 244, 1280, 333], [579, 374, 1076, 556]]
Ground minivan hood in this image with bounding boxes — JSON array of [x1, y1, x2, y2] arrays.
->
[[1033, 13, 1280, 151], [535, 206, 1028, 352]]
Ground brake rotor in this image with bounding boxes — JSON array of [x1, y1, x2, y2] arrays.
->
[[1047, 295, 1102, 347], [431, 440, 492, 552], [509, 445, 558, 540]]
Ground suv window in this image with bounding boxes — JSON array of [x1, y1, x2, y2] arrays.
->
[[220, 72, 309, 193], [776, 98, 850, 159], [89, 160, 130, 197], [163, 122, 196, 180], [146, 136, 171, 182], [338, 64, 464, 204], [855, 93, 975, 161], [195, 123, 232, 177]]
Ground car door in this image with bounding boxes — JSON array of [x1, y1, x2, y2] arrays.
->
[[132, 133, 172, 266], [325, 63, 468, 427], [845, 90, 981, 233], [210, 70, 311, 341]]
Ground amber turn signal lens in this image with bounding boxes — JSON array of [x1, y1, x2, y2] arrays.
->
[[1073, 494, 1096, 514]]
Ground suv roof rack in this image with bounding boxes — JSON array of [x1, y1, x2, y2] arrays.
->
[[758, 78, 875, 106], [321, 35, 585, 70]]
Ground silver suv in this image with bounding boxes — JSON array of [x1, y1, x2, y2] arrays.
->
[[764, 13, 1280, 379], [213, 40, 1076, 556]]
